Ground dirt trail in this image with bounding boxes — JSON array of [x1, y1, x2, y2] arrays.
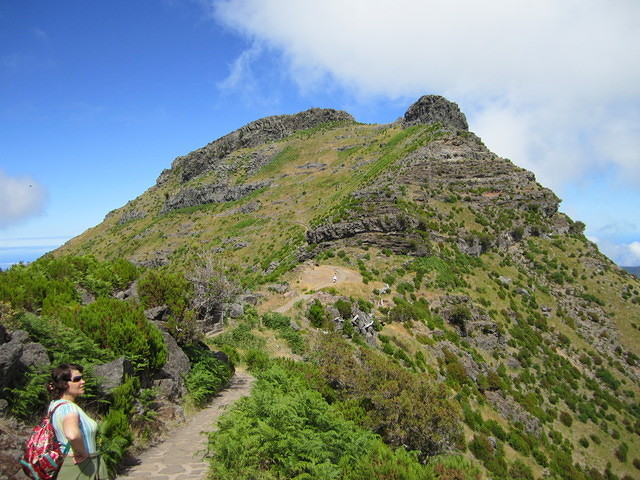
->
[[116, 370, 254, 480], [271, 265, 374, 315]]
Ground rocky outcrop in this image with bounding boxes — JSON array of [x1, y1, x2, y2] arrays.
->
[[306, 213, 419, 245], [161, 181, 270, 214], [485, 391, 542, 435], [117, 209, 146, 225], [158, 108, 354, 184], [151, 322, 190, 401], [402, 95, 469, 131], [305, 113, 566, 257], [0, 328, 49, 392]]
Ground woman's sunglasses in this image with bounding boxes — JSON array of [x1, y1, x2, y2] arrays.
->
[[69, 375, 83, 383]]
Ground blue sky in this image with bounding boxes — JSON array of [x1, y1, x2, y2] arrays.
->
[[1, 0, 640, 269]]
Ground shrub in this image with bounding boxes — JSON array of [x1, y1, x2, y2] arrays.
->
[[559, 411, 573, 427], [550, 449, 588, 480], [334, 298, 352, 319], [509, 459, 534, 480], [211, 322, 266, 351], [449, 304, 472, 333], [59, 297, 167, 372], [596, 368, 620, 391], [357, 298, 373, 314], [311, 334, 461, 459], [468, 434, 494, 462], [387, 297, 430, 323], [98, 408, 133, 477], [184, 348, 234, 408], [508, 430, 531, 455], [82, 258, 139, 297], [483, 419, 507, 441], [430, 455, 482, 480], [615, 442, 629, 463], [347, 438, 439, 479], [261, 312, 291, 329], [244, 349, 271, 373], [532, 448, 548, 467], [208, 363, 381, 479], [138, 269, 191, 315], [446, 360, 468, 385], [307, 298, 327, 328], [0, 261, 78, 312], [16, 313, 111, 366], [277, 327, 306, 355]]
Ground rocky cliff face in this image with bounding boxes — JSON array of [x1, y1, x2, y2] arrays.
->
[[402, 95, 469, 131], [305, 98, 566, 257], [157, 108, 354, 185]]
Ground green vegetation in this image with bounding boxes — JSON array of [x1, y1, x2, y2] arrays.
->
[[0, 254, 234, 477], [3, 113, 640, 480], [207, 358, 480, 480]]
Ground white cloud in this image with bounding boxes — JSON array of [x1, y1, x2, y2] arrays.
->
[[217, 42, 263, 91], [630, 242, 640, 260], [0, 169, 48, 229], [585, 237, 640, 267], [210, 0, 640, 192]]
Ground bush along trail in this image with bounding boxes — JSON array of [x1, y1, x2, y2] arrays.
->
[[115, 370, 254, 480]]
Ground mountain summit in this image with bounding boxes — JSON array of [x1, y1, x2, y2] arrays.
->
[[60, 95, 563, 267]]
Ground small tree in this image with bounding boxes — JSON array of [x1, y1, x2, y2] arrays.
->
[[187, 252, 239, 328], [307, 299, 326, 328], [449, 304, 472, 334]]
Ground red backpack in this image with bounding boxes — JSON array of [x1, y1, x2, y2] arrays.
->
[[21, 402, 70, 480]]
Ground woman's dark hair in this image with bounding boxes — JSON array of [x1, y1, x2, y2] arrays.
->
[[48, 363, 83, 400]]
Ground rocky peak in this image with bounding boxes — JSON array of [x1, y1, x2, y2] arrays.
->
[[159, 107, 354, 184], [402, 95, 468, 131]]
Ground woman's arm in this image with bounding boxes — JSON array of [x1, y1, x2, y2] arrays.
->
[[62, 411, 89, 464]]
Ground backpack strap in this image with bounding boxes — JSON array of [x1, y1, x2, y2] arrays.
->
[[48, 401, 71, 454], [48, 401, 69, 418]]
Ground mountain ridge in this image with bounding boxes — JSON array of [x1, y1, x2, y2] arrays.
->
[[10, 94, 640, 479]]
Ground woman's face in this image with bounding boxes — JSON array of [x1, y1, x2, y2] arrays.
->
[[65, 368, 85, 398]]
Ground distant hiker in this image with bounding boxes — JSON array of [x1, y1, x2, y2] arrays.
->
[[47, 363, 107, 480], [333, 272, 337, 283]]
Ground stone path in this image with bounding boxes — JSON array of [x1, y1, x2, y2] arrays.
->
[[116, 370, 254, 480]]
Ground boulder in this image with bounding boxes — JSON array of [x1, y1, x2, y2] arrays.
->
[[94, 357, 134, 394], [144, 305, 170, 322], [151, 323, 190, 401], [228, 303, 244, 319], [268, 284, 289, 294], [0, 330, 49, 392], [115, 280, 139, 301], [237, 293, 260, 305]]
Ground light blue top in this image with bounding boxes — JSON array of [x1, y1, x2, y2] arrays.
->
[[49, 399, 99, 455]]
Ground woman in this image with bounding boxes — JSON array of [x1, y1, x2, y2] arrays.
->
[[47, 363, 107, 480]]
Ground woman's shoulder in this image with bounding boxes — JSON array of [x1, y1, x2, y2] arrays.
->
[[49, 399, 81, 416]]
